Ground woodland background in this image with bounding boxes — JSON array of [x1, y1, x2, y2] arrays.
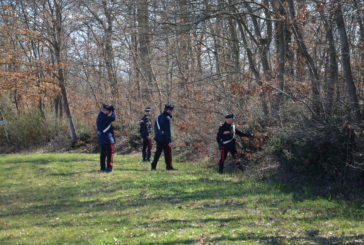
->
[[1, 0, 364, 195]]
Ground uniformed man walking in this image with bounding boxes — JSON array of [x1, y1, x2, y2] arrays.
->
[[216, 114, 254, 174], [140, 107, 153, 162], [151, 104, 176, 171], [96, 104, 116, 172]]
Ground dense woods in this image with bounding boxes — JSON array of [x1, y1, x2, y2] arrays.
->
[[1, 0, 364, 191]]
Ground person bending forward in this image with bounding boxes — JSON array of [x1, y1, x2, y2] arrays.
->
[[216, 114, 254, 174]]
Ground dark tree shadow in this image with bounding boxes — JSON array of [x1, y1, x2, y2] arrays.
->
[[139, 234, 364, 245]]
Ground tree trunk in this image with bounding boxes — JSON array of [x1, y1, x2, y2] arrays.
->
[[236, 14, 269, 117], [102, 0, 118, 104], [335, 3, 361, 121], [137, 0, 154, 100], [176, 0, 191, 97], [129, 1, 141, 100], [54, 46, 77, 143], [51, 0, 78, 143], [271, 0, 288, 118], [243, 1, 272, 117], [287, 0, 322, 115], [353, 0, 364, 95], [317, 4, 338, 114]]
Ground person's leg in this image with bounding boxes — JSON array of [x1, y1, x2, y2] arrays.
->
[[151, 141, 162, 170], [100, 144, 107, 171], [218, 145, 228, 173], [147, 137, 152, 161], [163, 142, 173, 169], [106, 144, 115, 171], [142, 137, 148, 161]]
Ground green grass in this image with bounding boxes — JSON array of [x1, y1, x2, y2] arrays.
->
[[0, 153, 363, 245]]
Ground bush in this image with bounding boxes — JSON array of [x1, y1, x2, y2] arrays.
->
[[114, 124, 141, 153], [268, 120, 364, 194], [0, 110, 70, 152], [2, 111, 49, 149]]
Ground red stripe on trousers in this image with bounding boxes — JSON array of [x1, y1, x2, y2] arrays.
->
[[148, 138, 153, 151], [220, 147, 225, 164], [167, 145, 172, 168], [109, 144, 115, 168]]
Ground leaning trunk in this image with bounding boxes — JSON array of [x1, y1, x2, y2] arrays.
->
[[335, 3, 361, 121]]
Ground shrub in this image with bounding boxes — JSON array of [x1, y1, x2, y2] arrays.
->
[[0, 110, 72, 152], [114, 123, 141, 153], [268, 120, 364, 193], [1, 111, 50, 149]]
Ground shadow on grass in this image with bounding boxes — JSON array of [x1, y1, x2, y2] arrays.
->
[[118, 168, 152, 172], [48, 170, 105, 176], [2, 174, 362, 224], [0, 177, 261, 218], [140, 234, 364, 245], [2, 156, 363, 241], [137, 216, 246, 231], [0, 157, 93, 165], [266, 168, 364, 208], [219, 157, 364, 203]]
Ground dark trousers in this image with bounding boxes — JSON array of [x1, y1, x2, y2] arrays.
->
[[218, 142, 241, 173], [142, 136, 152, 161], [100, 144, 115, 170], [151, 141, 173, 169]]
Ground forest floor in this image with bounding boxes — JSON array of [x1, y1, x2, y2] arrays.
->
[[0, 153, 363, 245]]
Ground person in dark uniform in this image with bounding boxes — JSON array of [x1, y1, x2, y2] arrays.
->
[[96, 104, 116, 172], [140, 107, 153, 162], [151, 104, 176, 171], [216, 114, 254, 174]]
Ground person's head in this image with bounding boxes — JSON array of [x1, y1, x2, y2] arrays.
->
[[164, 104, 174, 115], [225, 114, 234, 124], [144, 107, 152, 116], [102, 104, 114, 115]]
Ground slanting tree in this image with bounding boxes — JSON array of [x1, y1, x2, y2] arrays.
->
[[334, 2, 361, 121], [42, 0, 78, 143]]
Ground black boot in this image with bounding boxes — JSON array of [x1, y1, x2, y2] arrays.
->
[[218, 164, 224, 174]]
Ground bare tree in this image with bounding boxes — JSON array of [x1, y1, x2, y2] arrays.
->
[[43, 0, 78, 143], [335, 1, 361, 121]]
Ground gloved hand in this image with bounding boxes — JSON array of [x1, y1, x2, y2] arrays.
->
[[218, 144, 223, 150], [249, 133, 255, 138]]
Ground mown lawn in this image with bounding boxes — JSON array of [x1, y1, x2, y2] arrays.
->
[[0, 153, 363, 245]]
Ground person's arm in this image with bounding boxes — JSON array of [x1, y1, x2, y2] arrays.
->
[[96, 113, 102, 131], [236, 128, 254, 138], [216, 126, 223, 149], [107, 111, 116, 123], [154, 116, 158, 135], [102, 112, 116, 132], [140, 118, 146, 136]]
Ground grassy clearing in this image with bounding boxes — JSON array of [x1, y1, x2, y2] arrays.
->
[[0, 153, 363, 245]]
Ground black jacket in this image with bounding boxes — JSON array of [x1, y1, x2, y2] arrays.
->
[[96, 111, 116, 144], [140, 115, 152, 138], [216, 122, 250, 147], [154, 111, 172, 143]]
